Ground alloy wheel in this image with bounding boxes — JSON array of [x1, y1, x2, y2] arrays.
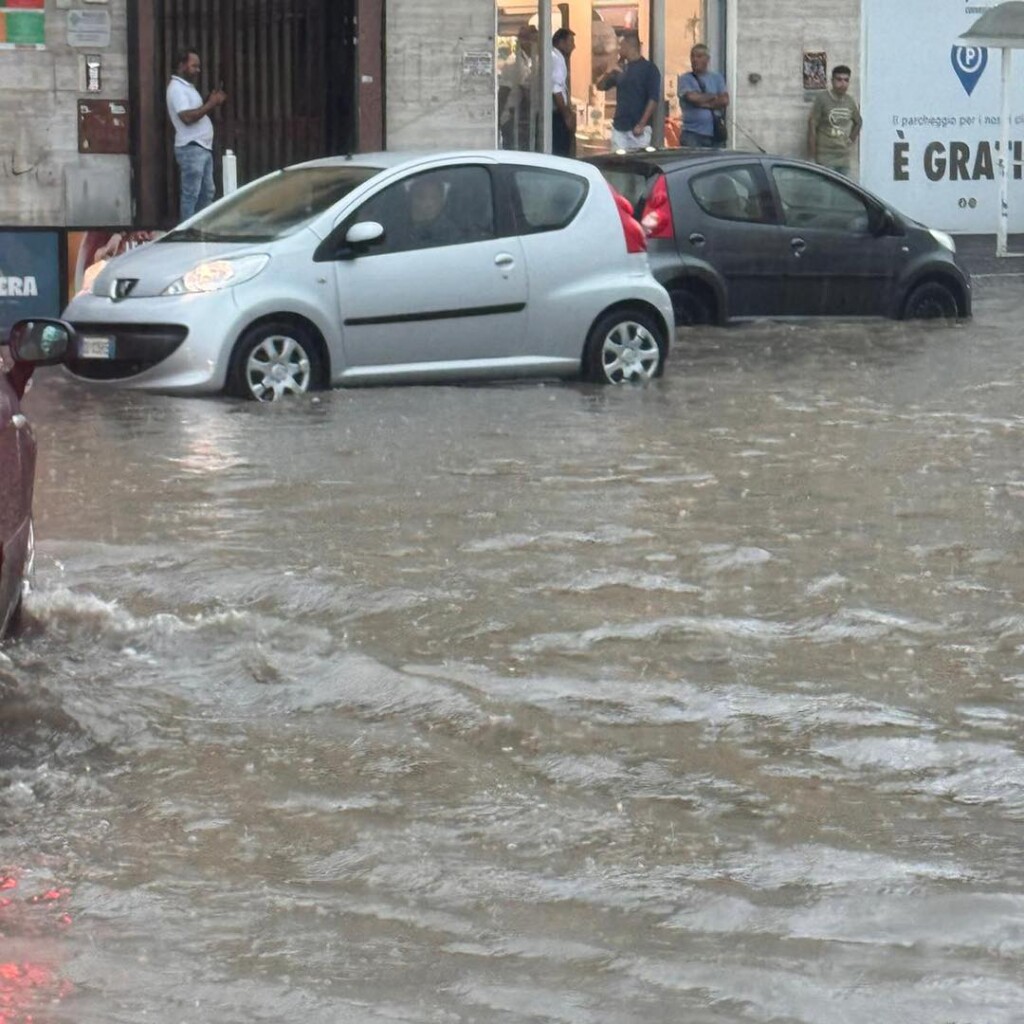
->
[[600, 320, 661, 383], [245, 334, 312, 401]]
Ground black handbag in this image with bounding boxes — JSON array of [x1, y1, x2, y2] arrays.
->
[[696, 74, 728, 144]]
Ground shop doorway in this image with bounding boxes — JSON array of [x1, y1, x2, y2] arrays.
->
[[495, 0, 718, 154], [130, 0, 382, 227]]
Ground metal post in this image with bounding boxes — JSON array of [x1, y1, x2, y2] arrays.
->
[[997, 46, 1012, 257], [651, 0, 666, 147], [538, 1, 552, 153]]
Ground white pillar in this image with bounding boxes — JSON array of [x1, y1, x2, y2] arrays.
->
[[538, 1, 552, 153], [998, 47, 1012, 257], [651, 0, 666, 147]]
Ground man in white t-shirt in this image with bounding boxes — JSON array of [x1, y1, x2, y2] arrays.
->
[[551, 28, 576, 157], [166, 48, 227, 222]]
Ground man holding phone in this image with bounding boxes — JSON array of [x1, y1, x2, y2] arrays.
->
[[166, 48, 227, 221], [597, 32, 661, 152]]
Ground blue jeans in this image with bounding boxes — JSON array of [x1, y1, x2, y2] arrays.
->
[[175, 143, 215, 221], [682, 130, 720, 149]]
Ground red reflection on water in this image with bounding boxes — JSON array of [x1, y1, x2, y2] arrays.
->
[[0, 870, 74, 1023]]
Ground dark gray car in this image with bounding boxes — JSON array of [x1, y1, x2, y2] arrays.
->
[[588, 150, 972, 325]]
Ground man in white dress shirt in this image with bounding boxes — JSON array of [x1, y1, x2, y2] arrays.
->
[[166, 48, 227, 222], [551, 28, 576, 157]]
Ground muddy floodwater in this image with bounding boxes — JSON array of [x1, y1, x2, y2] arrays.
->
[[3, 282, 1024, 1023]]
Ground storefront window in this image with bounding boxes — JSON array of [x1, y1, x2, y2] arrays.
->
[[495, 0, 717, 154]]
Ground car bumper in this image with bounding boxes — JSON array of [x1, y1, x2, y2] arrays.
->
[[62, 291, 247, 394]]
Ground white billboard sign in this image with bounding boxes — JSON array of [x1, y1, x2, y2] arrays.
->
[[861, 0, 1024, 232]]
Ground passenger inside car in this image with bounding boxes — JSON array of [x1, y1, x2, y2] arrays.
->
[[407, 177, 462, 247]]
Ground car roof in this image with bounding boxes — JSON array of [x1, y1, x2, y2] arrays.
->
[[587, 148, 872, 180], [292, 150, 600, 176]]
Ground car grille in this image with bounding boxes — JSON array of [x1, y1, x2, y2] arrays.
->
[[65, 323, 188, 380]]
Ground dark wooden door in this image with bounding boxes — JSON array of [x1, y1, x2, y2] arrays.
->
[[131, 0, 380, 227]]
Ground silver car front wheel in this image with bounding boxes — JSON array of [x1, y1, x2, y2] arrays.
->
[[230, 322, 322, 401], [585, 309, 665, 384]]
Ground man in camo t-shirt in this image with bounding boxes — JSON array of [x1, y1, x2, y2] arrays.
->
[[808, 65, 862, 178]]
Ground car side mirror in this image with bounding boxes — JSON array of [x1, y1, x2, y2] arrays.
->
[[872, 208, 897, 237], [7, 318, 74, 365], [345, 221, 385, 248], [312, 220, 385, 262]]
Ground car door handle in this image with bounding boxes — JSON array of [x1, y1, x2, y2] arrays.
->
[[494, 253, 516, 268], [790, 237, 807, 255], [688, 232, 706, 246], [11, 414, 28, 429]]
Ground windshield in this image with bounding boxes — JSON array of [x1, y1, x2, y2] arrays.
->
[[161, 165, 381, 243]]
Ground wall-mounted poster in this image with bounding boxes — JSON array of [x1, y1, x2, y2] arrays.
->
[[862, 0, 1024, 232], [66, 229, 164, 301], [0, 230, 62, 336], [803, 51, 827, 90], [0, 0, 45, 50]]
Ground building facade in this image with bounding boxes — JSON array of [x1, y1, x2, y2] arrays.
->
[[2, 0, 866, 227]]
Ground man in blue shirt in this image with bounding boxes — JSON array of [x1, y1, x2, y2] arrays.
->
[[678, 44, 728, 149], [597, 32, 662, 152]]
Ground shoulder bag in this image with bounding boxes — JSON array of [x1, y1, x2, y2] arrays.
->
[[696, 74, 728, 144]]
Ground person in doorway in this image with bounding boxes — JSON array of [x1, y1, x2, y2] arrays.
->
[[808, 64, 862, 177], [166, 48, 227, 222], [551, 28, 577, 157], [678, 44, 728, 149], [597, 31, 661, 152], [499, 25, 539, 150]]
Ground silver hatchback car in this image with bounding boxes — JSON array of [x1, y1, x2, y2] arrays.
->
[[62, 151, 674, 400]]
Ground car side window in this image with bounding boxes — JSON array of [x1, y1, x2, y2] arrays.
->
[[771, 165, 871, 232], [690, 167, 773, 223], [345, 166, 496, 255], [510, 167, 588, 234]]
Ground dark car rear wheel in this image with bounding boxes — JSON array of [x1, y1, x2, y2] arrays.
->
[[584, 307, 665, 384], [671, 285, 713, 326], [228, 321, 324, 401], [902, 281, 960, 320]]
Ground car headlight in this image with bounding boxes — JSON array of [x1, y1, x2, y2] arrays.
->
[[163, 254, 269, 295], [928, 228, 956, 253]]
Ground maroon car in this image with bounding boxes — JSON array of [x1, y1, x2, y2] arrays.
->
[[0, 319, 73, 638]]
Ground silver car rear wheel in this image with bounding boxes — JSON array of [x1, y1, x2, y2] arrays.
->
[[230, 322, 322, 401], [585, 309, 665, 384]]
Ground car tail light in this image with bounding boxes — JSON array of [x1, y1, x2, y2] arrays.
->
[[607, 183, 647, 254], [640, 174, 674, 240]]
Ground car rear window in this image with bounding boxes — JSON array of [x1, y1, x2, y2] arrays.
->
[[161, 166, 381, 243], [593, 165, 659, 219], [510, 167, 588, 233], [689, 167, 774, 223]]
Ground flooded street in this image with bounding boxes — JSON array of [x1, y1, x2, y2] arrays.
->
[[3, 281, 1024, 1023]]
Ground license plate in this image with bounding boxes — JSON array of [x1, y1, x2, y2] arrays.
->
[[81, 335, 115, 359]]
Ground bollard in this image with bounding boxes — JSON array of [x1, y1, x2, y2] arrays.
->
[[223, 149, 238, 195]]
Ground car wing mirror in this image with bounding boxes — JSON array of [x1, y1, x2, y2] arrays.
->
[[873, 208, 897, 237], [345, 221, 385, 248], [313, 220, 385, 262], [7, 318, 75, 365]]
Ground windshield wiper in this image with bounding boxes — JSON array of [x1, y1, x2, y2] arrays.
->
[[161, 228, 260, 243]]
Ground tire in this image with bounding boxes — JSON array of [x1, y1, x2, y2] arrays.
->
[[8, 520, 34, 637], [584, 307, 666, 385], [902, 281, 959, 320], [228, 321, 324, 401], [671, 285, 713, 326]]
